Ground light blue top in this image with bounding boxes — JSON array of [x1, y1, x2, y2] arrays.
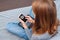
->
[[25, 28, 52, 40]]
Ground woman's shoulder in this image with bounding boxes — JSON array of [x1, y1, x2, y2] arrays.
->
[[31, 32, 51, 40]]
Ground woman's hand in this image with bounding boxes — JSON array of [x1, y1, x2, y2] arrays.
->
[[19, 18, 27, 29], [25, 16, 35, 23]]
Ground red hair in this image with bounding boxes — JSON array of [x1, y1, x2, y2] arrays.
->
[[32, 0, 57, 34]]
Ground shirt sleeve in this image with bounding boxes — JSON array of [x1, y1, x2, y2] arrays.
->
[[25, 28, 32, 40]]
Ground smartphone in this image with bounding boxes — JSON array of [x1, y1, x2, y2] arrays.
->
[[19, 14, 27, 22]]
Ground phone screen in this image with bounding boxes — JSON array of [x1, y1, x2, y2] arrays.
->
[[19, 14, 27, 22]]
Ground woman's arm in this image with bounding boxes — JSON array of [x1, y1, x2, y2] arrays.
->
[[19, 18, 32, 40], [24, 28, 32, 40]]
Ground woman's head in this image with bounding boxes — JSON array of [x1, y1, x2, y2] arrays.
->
[[32, 0, 57, 34]]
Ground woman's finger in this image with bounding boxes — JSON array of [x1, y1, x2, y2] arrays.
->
[[25, 16, 31, 19], [19, 18, 24, 23], [25, 17, 29, 20], [25, 16, 30, 18]]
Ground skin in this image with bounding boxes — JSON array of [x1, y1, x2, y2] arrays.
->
[[19, 16, 35, 29]]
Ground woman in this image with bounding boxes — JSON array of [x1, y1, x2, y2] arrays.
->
[[19, 0, 58, 40]]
